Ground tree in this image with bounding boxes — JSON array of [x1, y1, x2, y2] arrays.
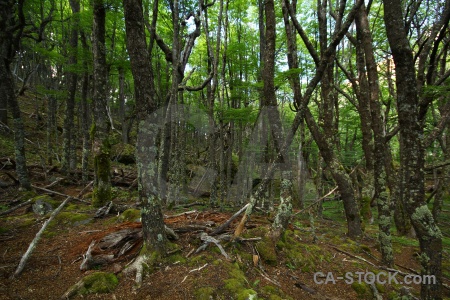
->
[[92, 0, 112, 207], [384, 0, 443, 298], [0, 0, 52, 190], [122, 0, 168, 282], [61, 0, 80, 173]]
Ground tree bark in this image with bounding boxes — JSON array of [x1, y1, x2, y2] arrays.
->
[[384, 1, 443, 298], [355, 2, 393, 266], [0, 0, 31, 190], [61, 0, 80, 174], [92, 0, 112, 207], [123, 0, 168, 254]]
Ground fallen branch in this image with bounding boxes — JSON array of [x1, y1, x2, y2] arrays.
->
[[13, 196, 72, 277], [77, 180, 94, 198], [212, 203, 249, 236], [0, 199, 32, 216], [195, 233, 229, 259], [31, 185, 89, 204], [165, 210, 198, 219], [44, 177, 64, 189]]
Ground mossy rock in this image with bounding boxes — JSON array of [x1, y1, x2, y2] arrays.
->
[[255, 237, 277, 266], [119, 208, 141, 222], [31, 195, 57, 216], [65, 272, 118, 297]]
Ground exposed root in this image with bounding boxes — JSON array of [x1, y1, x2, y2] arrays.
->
[[124, 254, 148, 288]]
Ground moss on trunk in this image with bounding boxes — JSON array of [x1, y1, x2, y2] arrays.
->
[[92, 139, 111, 207]]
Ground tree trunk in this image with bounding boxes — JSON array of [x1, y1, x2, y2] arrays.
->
[[61, 0, 79, 174], [123, 0, 168, 254], [355, 3, 393, 267], [92, 0, 111, 207], [304, 108, 363, 238], [0, 2, 31, 190], [384, 1, 443, 298]]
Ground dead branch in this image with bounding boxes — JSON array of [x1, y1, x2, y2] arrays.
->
[[31, 185, 89, 204], [13, 196, 72, 277], [165, 210, 198, 219], [77, 180, 94, 198], [44, 177, 64, 189], [212, 203, 249, 236], [195, 233, 229, 259], [0, 199, 32, 216]]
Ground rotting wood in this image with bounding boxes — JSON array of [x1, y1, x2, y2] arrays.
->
[[13, 196, 72, 277], [212, 203, 249, 236], [0, 199, 32, 216]]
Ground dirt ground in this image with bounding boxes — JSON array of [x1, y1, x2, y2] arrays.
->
[[0, 184, 449, 300]]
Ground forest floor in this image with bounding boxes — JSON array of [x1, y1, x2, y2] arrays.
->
[[0, 182, 449, 300], [1, 94, 450, 299]]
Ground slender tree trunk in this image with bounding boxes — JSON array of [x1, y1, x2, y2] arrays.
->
[[356, 3, 393, 266], [61, 0, 80, 174], [92, 0, 111, 207], [384, 1, 442, 298], [123, 0, 168, 254]]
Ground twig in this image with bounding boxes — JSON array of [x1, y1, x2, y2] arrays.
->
[[185, 248, 195, 258], [13, 196, 72, 277], [0, 199, 32, 216], [189, 263, 208, 273]]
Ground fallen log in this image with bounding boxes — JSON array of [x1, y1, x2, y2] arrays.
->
[[13, 196, 72, 277]]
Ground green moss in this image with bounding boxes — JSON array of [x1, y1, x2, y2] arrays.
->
[[261, 285, 293, 300], [351, 282, 369, 298], [375, 282, 386, 293], [19, 190, 38, 200], [119, 208, 141, 222], [255, 237, 277, 266], [224, 279, 257, 300], [194, 287, 215, 299], [92, 139, 112, 208], [166, 253, 186, 264], [44, 211, 91, 237], [78, 272, 118, 295]]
